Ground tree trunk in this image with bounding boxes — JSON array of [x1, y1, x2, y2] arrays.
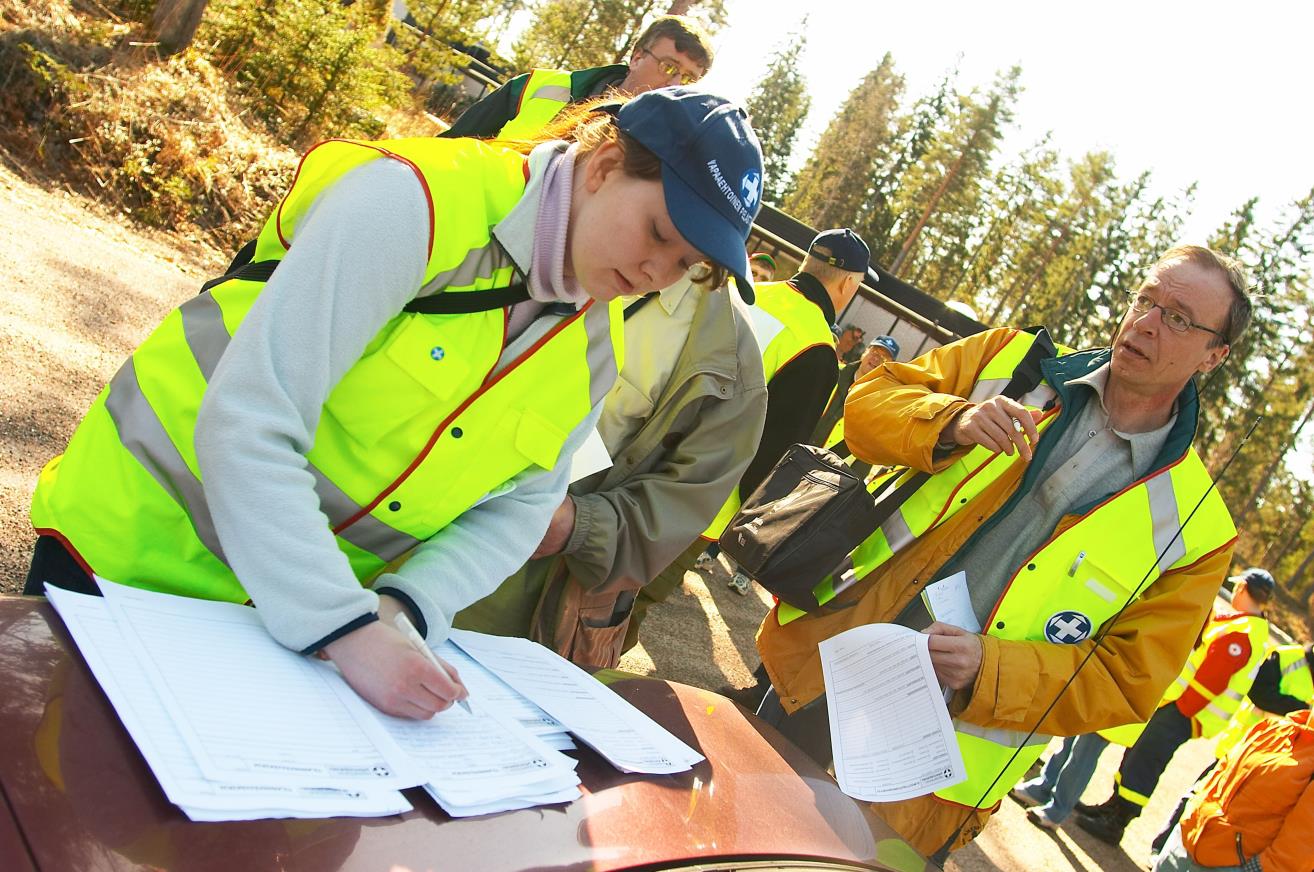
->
[[1287, 543, 1314, 597], [1235, 398, 1314, 525], [152, 0, 209, 56], [552, 0, 601, 68], [889, 147, 968, 276], [1267, 511, 1311, 569]]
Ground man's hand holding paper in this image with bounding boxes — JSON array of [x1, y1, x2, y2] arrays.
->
[[923, 622, 983, 691]]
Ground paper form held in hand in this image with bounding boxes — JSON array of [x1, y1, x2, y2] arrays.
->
[[819, 623, 966, 802]]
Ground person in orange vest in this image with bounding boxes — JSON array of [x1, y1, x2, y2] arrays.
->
[[1153, 701, 1314, 872], [1148, 639, 1314, 857], [1075, 568, 1275, 844]]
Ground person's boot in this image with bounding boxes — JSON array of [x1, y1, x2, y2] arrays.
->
[[1074, 794, 1120, 817], [1074, 795, 1138, 845]]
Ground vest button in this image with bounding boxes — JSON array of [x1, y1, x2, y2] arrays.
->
[[451, 427, 463, 438], [388, 500, 402, 512], [430, 346, 445, 361], [959, 497, 967, 504], [1027, 562, 1036, 570], [996, 621, 1005, 630]]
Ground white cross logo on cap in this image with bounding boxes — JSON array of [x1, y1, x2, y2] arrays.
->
[[741, 171, 761, 210]]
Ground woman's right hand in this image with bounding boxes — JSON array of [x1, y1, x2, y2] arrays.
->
[[322, 621, 466, 719]]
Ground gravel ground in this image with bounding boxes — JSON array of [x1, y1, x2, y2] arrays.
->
[[0, 159, 1214, 872]]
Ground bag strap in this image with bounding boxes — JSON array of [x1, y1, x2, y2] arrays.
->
[[199, 237, 532, 315], [849, 329, 1061, 543], [403, 283, 530, 314]]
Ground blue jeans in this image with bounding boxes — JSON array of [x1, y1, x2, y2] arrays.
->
[[1019, 733, 1108, 823]]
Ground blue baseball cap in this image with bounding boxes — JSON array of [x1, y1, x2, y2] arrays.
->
[[809, 228, 870, 274], [617, 87, 764, 303], [869, 335, 900, 358], [1235, 567, 1276, 599]]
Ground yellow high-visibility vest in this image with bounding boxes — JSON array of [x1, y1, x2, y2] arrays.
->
[[32, 137, 623, 604], [496, 69, 575, 140], [1212, 643, 1312, 758]]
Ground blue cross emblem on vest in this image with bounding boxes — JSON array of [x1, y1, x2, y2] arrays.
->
[[1044, 610, 1092, 644]]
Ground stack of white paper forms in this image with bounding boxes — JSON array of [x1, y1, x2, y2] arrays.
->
[[47, 579, 702, 821]]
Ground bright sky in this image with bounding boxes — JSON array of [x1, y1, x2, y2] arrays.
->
[[694, 0, 1313, 243]]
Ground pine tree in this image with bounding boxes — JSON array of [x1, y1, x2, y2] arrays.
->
[[782, 53, 903, 237], [884, 67, 1021, 284], [743, 28, 810, 204], [859, 73, 953, 268], [945, 138, 1061, 316], [153, 0, 210, 55]]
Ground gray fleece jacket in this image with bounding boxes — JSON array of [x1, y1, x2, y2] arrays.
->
[[194, 144, 602, 653]]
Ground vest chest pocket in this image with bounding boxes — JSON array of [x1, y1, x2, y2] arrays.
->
[[322, 313, 494, 448], [1056, 552, 1151, 636], [515, 408, 568, 472], [409, 407, 570, 537]]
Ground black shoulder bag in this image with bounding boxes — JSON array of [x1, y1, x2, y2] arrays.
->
[[719, 328, 1058, 614]]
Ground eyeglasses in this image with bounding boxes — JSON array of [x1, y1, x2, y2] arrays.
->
[[640, 49, 701, 85], [1127, 292, 1228, 342]]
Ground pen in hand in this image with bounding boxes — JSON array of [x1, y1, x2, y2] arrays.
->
[[391, 612, 473, 715]]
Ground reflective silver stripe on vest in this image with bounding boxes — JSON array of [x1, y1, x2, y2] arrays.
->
[[104, 358, 229, 565], [967, 377, 1010, 403], [1019, 384, 1057, 408], [881, 509, 915, 553], [180, 293, 231, 382], [583, 299, 618, 407], [829, 555, 860, 598], [1203, 702, 1231, 721], [415, 240, 518, 299], [745, 302, 788, 352], [529, 84, 571, 103], [953, 720, 1050, 750], [1220, 688, 1246, 703], [1145, 473, 1186, 571], [310, 466, 421, 560], [1282, 660, 1307, 677]]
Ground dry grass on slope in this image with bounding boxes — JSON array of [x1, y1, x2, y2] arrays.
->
[[0, 0, 296, 250], [0, 0, 445, 253]]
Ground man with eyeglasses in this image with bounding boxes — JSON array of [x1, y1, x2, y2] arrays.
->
[[442, 15, 713, 140], [752, 245, 1252, 856]]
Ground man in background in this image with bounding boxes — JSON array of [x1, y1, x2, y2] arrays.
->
[[442, 15, 713, 139], [813, 334, 900, 453], [835, 323, 866, 364], [749, 251, 778, 285]]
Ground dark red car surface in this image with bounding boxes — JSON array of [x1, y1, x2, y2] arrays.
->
[[0, 596, 936, 871]]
